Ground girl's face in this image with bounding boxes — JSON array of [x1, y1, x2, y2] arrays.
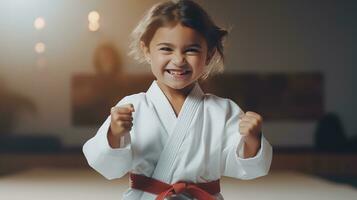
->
[[142, 23, 209, 93]]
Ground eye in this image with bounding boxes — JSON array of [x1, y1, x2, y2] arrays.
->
[[159, 47, 173, 52], [185, 48, 200, 54]]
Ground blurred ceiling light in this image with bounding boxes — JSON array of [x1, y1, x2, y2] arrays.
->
[[34, 17, 45, 30], [89, 22, 100, 32], [35, 42, 46, 54], [88, 11, 100, 23]]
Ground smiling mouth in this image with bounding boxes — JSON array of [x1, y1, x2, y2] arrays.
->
[[166, 69, 191, 75]]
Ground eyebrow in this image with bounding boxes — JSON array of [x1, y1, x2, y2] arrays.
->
[[156, 43, 202, 48]]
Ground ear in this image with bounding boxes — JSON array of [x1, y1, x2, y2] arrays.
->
[[140, 41, 151, 63], [205, 48, 216, 65]]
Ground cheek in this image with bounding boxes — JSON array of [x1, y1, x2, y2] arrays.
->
[[150, 55, 169, 75], [152, 53, 170, 68], [188, 56, 206, 70]]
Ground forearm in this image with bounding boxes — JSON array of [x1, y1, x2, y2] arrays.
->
[[242, 133, 261, 158], [107, 129, 121, 148], [83, 118, 133, 179]]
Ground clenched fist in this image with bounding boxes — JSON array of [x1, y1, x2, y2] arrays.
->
[[239, 111, 263, 157], [107, 104, 135, 148]]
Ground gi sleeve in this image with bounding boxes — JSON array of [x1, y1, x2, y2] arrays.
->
[[221, 100, 273, 180], [82, 96, 133, 180]]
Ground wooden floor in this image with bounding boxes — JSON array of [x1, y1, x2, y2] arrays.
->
[[0, 169, 357, 200]]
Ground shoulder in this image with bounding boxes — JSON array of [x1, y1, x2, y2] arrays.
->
[[203, 93, 243, 115], [203, 94, 245, 127]]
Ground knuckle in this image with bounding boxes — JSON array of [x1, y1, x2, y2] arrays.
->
[[110, 107, 116, 112], [111, 115, 118, 121], [253, 119, 258, 126], [117, 120, 123, 127]]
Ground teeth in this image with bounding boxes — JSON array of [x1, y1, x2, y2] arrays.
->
[[171, 71, 184, 75], [167, 70, 189, 75]]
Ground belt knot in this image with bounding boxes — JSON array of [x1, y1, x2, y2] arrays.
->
[[172, 182, 187, 194]]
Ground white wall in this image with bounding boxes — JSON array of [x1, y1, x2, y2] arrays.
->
[[0, 0, 356, 147]]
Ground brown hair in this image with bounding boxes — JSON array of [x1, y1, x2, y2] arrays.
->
[[129, 0, 228, 79]]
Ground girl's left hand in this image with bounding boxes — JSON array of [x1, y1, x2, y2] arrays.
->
[[239, 111, 263, 143]]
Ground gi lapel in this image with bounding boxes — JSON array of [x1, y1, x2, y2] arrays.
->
[[146, 81, 178, 138], [147, 81, 204, 183]]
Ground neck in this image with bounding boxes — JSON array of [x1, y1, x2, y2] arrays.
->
[[157, 82, 195, 100], [156, 81, 196, 117]]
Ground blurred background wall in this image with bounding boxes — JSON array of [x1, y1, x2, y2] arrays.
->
[[0, 0, 356, 148]]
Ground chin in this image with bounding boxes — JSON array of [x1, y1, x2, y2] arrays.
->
[[157, 78, 195, 91], [170, 82, 196, 91], [168, 83, 187, 90]]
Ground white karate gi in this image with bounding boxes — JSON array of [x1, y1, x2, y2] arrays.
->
[[83, 80, 273, 200]]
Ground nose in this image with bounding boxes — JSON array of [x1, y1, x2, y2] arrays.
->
[[172, 53, 187, 66]]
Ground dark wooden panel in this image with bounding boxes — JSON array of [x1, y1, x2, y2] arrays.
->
[[71, 72, 323, 126], [201, 72, 324, 120], [71, 74, 154, 126]]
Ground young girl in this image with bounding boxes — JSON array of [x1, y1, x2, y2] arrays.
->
[[83, 1, 273, 199]]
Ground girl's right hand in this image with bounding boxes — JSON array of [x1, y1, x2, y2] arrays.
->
[[109, 104, 135, 139]]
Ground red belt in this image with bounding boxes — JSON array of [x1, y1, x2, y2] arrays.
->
[[130, 173, 220, 200]]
